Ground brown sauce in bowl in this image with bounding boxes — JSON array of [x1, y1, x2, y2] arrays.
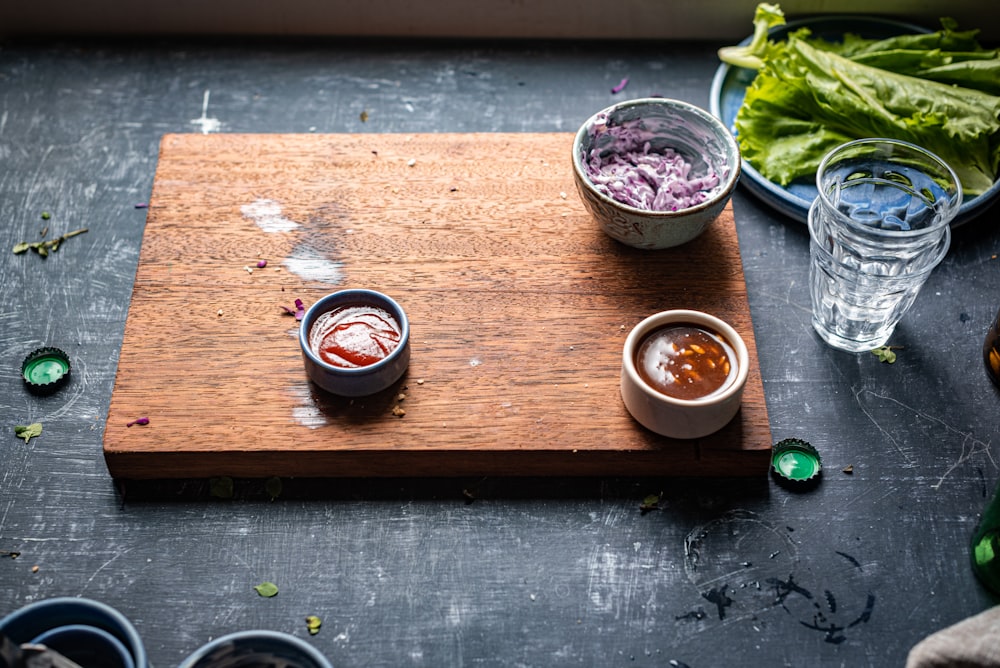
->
[[635, 323, 737, 400]]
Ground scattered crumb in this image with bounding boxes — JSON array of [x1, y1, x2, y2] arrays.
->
[[217, 309, 224, 317], [559, 192, 567, 199], [244, 265, 253, 274], [842, 465, 854, 474], [392, 405, 406, 417], [416, 379, 425, 385], [407, 158, 417, 167], [31, 565, 39, 573], [397, 393, 406, 402]]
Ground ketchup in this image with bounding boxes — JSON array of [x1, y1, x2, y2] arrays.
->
[[635, 323, 737, 400], [309, 303, 403, 368]]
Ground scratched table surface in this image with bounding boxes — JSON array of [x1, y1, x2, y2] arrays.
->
[[1, 33, 999, 668]]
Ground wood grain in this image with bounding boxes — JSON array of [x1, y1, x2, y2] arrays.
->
[[103, 133, 771, 478]]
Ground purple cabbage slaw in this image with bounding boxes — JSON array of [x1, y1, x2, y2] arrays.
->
[[583, 114, 722, 212]]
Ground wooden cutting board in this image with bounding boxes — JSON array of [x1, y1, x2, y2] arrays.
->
[[103, 133, 771, 479]]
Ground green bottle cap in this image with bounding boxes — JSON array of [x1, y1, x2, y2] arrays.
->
[[771, 438, 822, 485], [21, 347, 71, 395]]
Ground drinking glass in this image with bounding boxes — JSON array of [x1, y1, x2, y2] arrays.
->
[[808, 138, 962, 352]]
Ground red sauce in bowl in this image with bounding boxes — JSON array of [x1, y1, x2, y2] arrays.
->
[[635, 323, 737, 400], [308, 303, 403, 368]]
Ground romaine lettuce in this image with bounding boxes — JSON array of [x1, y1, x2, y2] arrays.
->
[[722, 7, 1000, 196]]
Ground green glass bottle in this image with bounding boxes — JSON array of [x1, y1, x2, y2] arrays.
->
[[971, 482, 1000, 595], [986, 308, 1000, 387]]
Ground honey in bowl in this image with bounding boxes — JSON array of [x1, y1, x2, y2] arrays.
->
[[308, 302, 403, 368], [635, 322, 738, 400]]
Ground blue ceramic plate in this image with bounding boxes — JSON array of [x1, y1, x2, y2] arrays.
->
[[709, 15, 1000, 226]]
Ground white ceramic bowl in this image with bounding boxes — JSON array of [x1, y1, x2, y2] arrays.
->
[[299, 289, 410, 397], [572, 98, 740, 249], [621, 309, 748, 439]]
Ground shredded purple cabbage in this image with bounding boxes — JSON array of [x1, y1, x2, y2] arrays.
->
[[282, 298, 306, 321], [583, 115, 721, 212]]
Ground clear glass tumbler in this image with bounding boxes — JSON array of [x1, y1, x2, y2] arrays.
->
[[808, 138, 962, 352]]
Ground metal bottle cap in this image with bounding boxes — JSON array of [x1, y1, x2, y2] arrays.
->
[[771, 438, 822, 485], [21, 347, 71, 394]]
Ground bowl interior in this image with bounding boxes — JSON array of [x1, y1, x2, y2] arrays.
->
[[575, 98, 739, 210]]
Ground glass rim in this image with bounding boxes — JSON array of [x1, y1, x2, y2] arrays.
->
[[813, 137, 963, 237]]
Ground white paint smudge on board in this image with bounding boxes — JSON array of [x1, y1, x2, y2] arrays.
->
[[289, 383, 328, 429], [283, 245, 344, 284], [241, 198, 300, 233]]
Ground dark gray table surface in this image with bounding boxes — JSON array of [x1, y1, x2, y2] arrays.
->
[[1, 35, 999, 667]]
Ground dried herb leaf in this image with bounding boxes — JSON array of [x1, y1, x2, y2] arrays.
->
[[306, 615, 322, 635], [640, 493, 662, 514], [254, 581, 279, 598], [12, 228, 88, 259], [872, 346, 899, 364], [265, 476, 282, 501], [14, 423, 43, 444], [209, 476, 234, 499]]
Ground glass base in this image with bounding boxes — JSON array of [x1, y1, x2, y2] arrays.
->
[[812, 319, 892, 353]]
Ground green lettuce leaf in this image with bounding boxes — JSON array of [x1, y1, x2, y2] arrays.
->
[[735, 35, 1000, 195]]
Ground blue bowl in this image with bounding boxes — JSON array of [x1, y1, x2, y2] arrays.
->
[[31, 624, 135, 668], [0, 597, 147, 668], [299, 289, 410, 397], [178, 630, 333, 668]]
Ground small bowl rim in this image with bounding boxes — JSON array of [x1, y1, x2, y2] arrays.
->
[[572, 97, 741, 218], [622, 309, 749, 407], [0, 597, 147, 668], [177, 629, 332, 668], [299, 288, 410, 378]]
